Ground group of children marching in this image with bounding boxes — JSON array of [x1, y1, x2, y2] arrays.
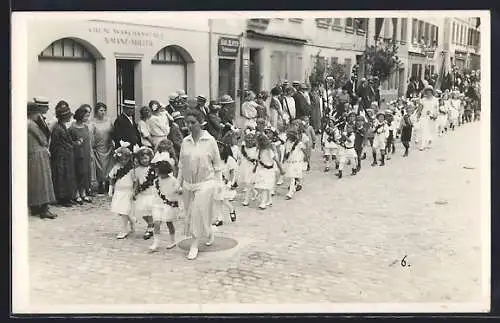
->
[[106, 87, 478, 253]]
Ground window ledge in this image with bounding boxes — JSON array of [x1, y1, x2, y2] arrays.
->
[[356, 29, 366, 36], [345, 26, 355, 34], [289, 18, 303, 23], [332, 25, 343, 31]]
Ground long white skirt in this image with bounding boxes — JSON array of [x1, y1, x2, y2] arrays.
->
[[182, 180, 218, 239]]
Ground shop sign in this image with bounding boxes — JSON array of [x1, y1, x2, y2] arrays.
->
[[218, 37, 240, 57], [88, 25, 164, 47]]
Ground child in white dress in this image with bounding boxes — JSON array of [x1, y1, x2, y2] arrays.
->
[[254, 133, 285, 209], [149, 152, 180, 252], [238, 130, 259, 206], [214, 143, 238, 226], [337, 125, 358, 178], [283, 128, 307, 200], [108, 141, 136, 239], [322, 119, 341, 172], [372, 112, 389, 166], [132, 145, 157, 240]]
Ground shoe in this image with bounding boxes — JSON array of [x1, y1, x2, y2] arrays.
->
[[336, 171, 343, 179], [270, 191, 275, 197], [82, 196, 92, 203], [230, 211, 236, 222], [258, 204, 267, 210], [214, 220, 223, 227], [242, 201, 249, 206], [351, 169, 357, 176], [165, 241, 177, 249], [371, 161, 377, 167], [266, 200, 273, 207], [143, 230, 154, 240], [403, 151, 409, 157], [40, 212, 57, 219], [324, 167, 330, 172], [379, 161, 385, 166], [205, 232, 215, 246], [74, 198, 83, 205], [296, 184, 302, 192], [187, 247, 199, 260], [362, 152, 367, 160], [285, 194, 292, 200], [117, 231, 132, 239]]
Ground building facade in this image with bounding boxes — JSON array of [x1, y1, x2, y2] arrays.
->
[[444, 17, 481, 71]]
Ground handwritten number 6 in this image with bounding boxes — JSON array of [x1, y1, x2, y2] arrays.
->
[[401, 255, 407, 267]]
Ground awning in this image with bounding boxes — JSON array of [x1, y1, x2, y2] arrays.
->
[[246, 29, 307, 45]]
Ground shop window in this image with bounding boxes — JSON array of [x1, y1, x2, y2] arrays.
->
[[152, 46, 186, 64], [424, 23, 430, 45], [39, 38, 94, 61]]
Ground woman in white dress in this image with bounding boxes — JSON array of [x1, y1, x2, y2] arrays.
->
[[418, 86, 439, 150], [241, 91, 258, 129]]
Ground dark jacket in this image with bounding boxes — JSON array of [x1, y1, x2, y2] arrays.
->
[[356, 84, 374, 111], [293, 91, 311, 119], [112, 114, 141, 149], [206, 111, 224, 140], [406, 82, 419, 98]]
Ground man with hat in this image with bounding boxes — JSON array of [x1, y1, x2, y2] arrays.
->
[[206, 100, 224, 140], [219, 94, 236, 137], [27, 101, 57, 219], [292, 81, 301, 91], [195, 95, 209, 118], [356, 78, 374, 115], [165, 93, 179, 115], [33, 96, 52, 143], [112, 100, 142, 149], [293, 83, 312, 120]]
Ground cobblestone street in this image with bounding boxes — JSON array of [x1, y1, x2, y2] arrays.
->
[[28, 122, 484, 308]]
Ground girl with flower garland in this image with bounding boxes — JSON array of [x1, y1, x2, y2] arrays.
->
[[108, 141, 136, 239], [371, 111, 389, 166], [154, 138, 178, 176], [148, 152, 180, 252], [283, 127, 307, 200], [238, 130, 259, 206], [254, 133, 285, 209], [322, 118, 341, 172], [336, 125, 358, 178], [132, 145, 157, 240], [264, 126, 285, 196], [213, 142, 238, 226]]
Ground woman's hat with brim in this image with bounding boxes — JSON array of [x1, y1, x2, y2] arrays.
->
[[27, 101, 43, 115], [423, 85, 435, 95], [55, 103, 73, 120], [219, 94, 235, 104], [133, 145, 154, 158], [376, 111, 386, 118], [121, 100, 137, 109]]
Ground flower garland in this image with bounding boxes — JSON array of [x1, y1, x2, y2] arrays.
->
[[283, 140, 299, 162], [134, 166, 157, 196], [109, 161, 133, 185], [241, 145, 257, 164], [154, 179, 179, 208]]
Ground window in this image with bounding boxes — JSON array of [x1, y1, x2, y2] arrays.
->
[[418, 20, 424, 40], [315, 18, 332, 29], [332, 18, 343, 31], [461, 25, 464, 45], [331, 57, 339, 66], [424, 23, 430, 45], [345, 18, 354, 27], [401, 18, 408, 43], [392, 19, 398, 41], [412, 19, 418, 43], [435, 26, 439, 46], [39, 38, 94, 60], [152, 46, 186, 64]]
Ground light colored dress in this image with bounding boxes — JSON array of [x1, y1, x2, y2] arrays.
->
[[301, 133, 310, 171], [151, 176, 180, 223], [283, 140, 306, 179], [147, 114, 170, 147], [241, 101, 258, 129], [91, 118, 114, 182], [109, 163, 134, 216], [178, 130, 222, 239], [237, 145, 258, 186], [137, 119, 153, 148], [134, 166, 155, 216], [373, 120, 389, 150], [254, 148, 276, 190]]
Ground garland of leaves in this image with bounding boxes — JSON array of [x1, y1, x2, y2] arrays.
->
[[134, 167, 157, 196], [283, 140, 299, 162], [241, 145, 257, 164], [154, 179, 179, 208], [109, 161, 133, 185]]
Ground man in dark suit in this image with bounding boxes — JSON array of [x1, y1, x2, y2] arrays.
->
[[293, 83, 312, 120], [33, 97, 52, 142], [356, 78, 374, 114], [112, 100, 141, 149], [406, 76, 419, 99]]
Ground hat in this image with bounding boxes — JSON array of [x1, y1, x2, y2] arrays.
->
[[55, 103, 73, 120], [376, 111, 386, 118], [325, 76, 334, 81], [114, 141, 133, 159], [34, 96, 49, 108], [219, 94, 235, 104], [360, 77, 367, 82], [169, 93, 178, 102], [292, 81, 300, 85], [133, 145, 154, 158], [171, 111, 184, 120], [27, 101, 42, 115], [197, 95, 207, 102], [356, 115, 365, 122], [177, 90, 188, 98], [299, 83, 308, 90], [121, 100, 136, 108], [151, 151, 175, 167], [423, 85, 434, 94]]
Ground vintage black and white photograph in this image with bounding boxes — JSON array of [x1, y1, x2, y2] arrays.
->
[[12, 11, 490, 313]]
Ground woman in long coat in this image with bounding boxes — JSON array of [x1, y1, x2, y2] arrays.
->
[[310, 86, 322, 133], [178, 109, 222, 260], [90, 102, 114, 194], [50, 101, 77, 206], [27, 101, 57, 219]]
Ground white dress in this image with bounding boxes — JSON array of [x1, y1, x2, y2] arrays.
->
[[221, 156, 238, 200], [322, 128, 341, 156], [151, 176, 180, 223], [283, 140, 306, 179], [254, 148, 276, 190], [372, 121, 389, 150], [238, 145, 258, 185], [109, 164, 134, 216], [301, 133, 310, 171], [134, 166, 155, 216]]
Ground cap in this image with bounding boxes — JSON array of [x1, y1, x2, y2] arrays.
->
[[219, 94, 235, 104], [34, 96, 49, 107], [197, 95, 207, 102], [300, 83, 308, 90], [121, 100, 136, 108], [171, 111, 184, 120], [292, 81, 301, 86], [27, 101, 43, 115]]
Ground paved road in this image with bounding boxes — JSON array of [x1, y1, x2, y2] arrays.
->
[[28, 122, 484, 307]]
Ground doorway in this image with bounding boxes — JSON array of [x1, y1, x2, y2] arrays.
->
[[218, 59, 236, 100], [116, 59, 137, 115], [249, 48, 261, 93]]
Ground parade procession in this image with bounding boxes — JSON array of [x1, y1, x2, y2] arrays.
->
[[18, 13, 487, 308]]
